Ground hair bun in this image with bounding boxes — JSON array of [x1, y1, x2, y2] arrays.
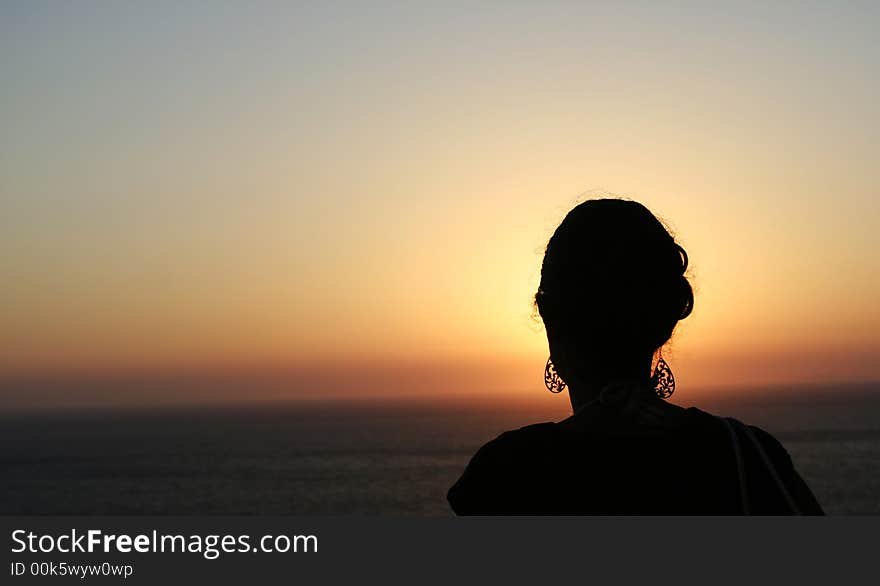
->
[[675, 243, 689, 275], [677, 275, 694, 319]]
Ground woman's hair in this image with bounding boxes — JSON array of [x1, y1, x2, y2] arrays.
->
[[535, 198, 693, 358]]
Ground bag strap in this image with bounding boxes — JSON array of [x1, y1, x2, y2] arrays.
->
[[728, 418, 802, 515], [719, 416, 750, 514]]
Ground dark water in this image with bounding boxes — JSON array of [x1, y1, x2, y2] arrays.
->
[[2, 385, 879, 515]]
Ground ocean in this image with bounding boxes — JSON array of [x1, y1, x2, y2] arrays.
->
[[2, 384, 878, 515]]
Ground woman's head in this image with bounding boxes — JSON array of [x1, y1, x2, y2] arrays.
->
[[535, 199, 693, 381]]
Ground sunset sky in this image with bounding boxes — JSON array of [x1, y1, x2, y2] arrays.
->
[[2, 2, 878, 410]]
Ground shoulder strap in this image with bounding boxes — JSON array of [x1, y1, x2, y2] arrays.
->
[[718, 416, 749, 514], [728, 418, 801, 515]]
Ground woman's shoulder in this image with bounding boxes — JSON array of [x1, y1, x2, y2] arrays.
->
[[685, 407, 790, 454], [464, 422, 560, 466], [491, 421, 560, 444], [692, 408, 823, 514], [447, 423, 557, 514]]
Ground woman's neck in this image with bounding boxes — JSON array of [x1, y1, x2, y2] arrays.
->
[[565, 357, 654, 413]]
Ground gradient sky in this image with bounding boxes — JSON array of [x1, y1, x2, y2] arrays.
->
[[2, 1, 878, 410]]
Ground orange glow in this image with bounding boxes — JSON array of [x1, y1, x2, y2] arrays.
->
[[2, 3, 878, 411]]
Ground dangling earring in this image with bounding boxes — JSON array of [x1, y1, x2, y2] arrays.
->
[[544, 357, 566, 394], [651, 352, 675, 399]]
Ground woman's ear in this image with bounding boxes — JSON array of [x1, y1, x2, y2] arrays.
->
[[547, 337, 574, 385]]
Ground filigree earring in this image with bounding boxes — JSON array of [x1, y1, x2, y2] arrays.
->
[[544, 357, 566, 394], [651, 352, 675, 399]]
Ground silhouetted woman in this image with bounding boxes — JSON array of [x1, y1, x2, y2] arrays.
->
[[448, 199, 823, 515]]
